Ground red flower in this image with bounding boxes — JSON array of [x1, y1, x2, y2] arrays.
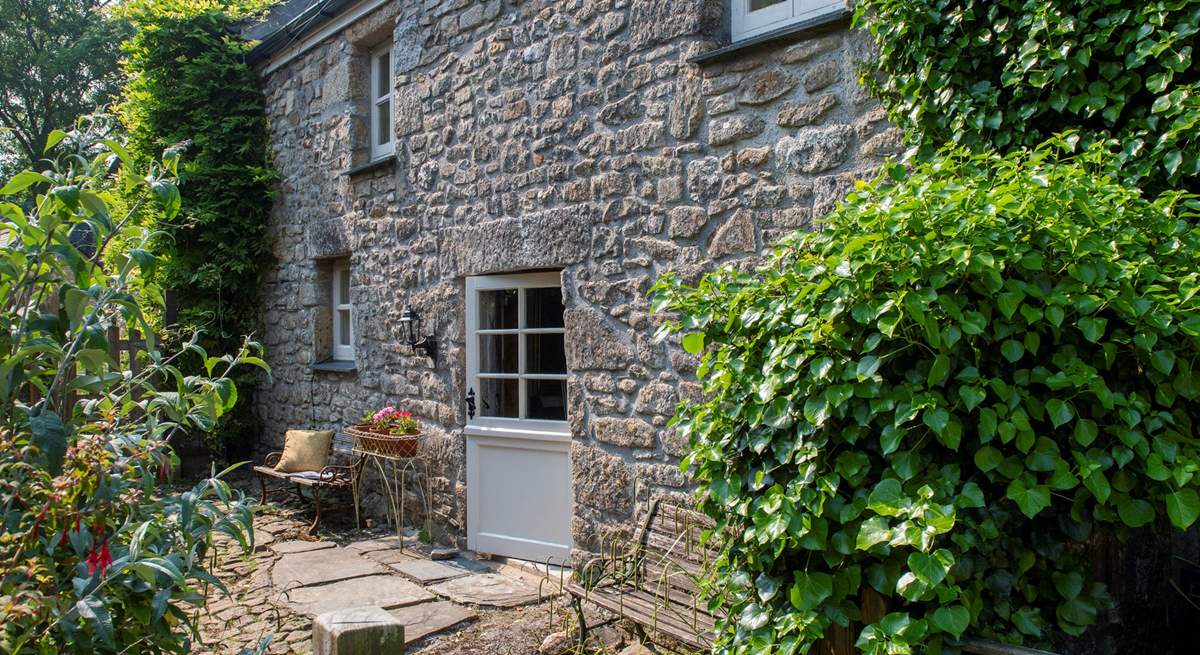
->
[[59, 516, 81, 546], [86, 538, 112, 577]]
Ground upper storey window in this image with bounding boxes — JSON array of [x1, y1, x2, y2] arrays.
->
[[369, 41, 394, 161], [732, 0, 844, 42]]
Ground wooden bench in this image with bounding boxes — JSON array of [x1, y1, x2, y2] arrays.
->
[[567, 499, 1059, 655], [253, 443, 360, 535], [568, 498, 720, 650]]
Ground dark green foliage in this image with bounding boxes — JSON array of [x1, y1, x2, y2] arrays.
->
[[854, 0, 1200, 192], [119, 0, 275, 452], [653, 139, 1200, 653], [0, 0, 131, 175]]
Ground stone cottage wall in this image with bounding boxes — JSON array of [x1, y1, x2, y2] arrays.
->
[[254, 0, 899, 556]]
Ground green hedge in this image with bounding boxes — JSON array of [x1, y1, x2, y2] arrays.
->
[[653, 139, 1200, 653], [118, 0, 275, 452], [855, 0, 1200, 192]]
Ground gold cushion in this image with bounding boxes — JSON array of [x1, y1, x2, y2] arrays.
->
[[274, 429, 334, 473]]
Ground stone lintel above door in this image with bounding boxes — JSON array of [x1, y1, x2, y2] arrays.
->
[[438, 205, 593, 278]]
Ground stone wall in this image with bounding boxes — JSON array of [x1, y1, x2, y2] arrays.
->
[[254, 0, 897, 556]]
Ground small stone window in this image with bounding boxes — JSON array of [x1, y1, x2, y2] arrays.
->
[[368, 41, 394, 161], [330, 259, 354, 361], [731, 0, 844, 41]]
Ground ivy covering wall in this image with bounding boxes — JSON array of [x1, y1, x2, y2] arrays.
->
[[119, 0, 276, 454], [854, 1, 1200, 193]]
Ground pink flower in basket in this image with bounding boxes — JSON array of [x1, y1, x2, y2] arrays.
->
[[362, 405, 419, 436]]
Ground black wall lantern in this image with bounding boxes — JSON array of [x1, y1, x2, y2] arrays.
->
[[399, 306, 438, 364]]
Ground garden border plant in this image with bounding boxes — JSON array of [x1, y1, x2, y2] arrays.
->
[[0, 119, 269, 654], [654, 137, 1200, 654]]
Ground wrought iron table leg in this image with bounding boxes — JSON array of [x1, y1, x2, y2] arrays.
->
[[309, 490, 322, 536]]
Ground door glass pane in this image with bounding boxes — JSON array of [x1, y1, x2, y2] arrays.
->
[[527, 333, 566, 374], [527, 379, 567, 421], [480, 334, 518, 373], [338, 309, 351, 346], [480, 378, 519, 418], [376, 99, 391, 145], [750, 0, 786, 9], [375, 51, 390, 98], [338, 268, 350, 303], [479, 289, 518, 329], [525, 287, 564, 328]]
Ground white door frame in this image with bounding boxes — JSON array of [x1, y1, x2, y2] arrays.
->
[[464, 272, 572, 563]]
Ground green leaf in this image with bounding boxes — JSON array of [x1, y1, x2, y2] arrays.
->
[[44, 129, 68, 153], [930, 605, 970, 638], [908, 549, 954, 587], [1117, 497, 1155, 527], [1006, 478, 1051, 518], [923, 407, 949, 435], [974, 446, 1003, 472], [1078, 316, 1107, 343], [857, 355, 881, 381], [0, 171, 53, 195], [1166, 490, 1200, 529], [789, 571, 833, 611], [958, 385, 985, 411], [1001, 339, 1024, 363], [681, 332, 705, 354], [868, 479, 904, 516], [1073, 419, 1099, 446], [1045, 398, 1073, 428], [927, 354, 950, 386], [30, 412, 68, 475]]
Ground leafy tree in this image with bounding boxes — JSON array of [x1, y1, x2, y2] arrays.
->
[[0, 0, 130, 173], [0, 119, 269, 653], [855, 1, 1200, 193], [118, 0, 276, 455], [654, 138, 1200, 654]]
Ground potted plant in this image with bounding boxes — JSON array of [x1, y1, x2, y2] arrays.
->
[[347, 406, 422, 458]]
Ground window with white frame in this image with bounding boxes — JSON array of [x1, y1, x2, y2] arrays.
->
[[731, 0, 844, 42], [368, 42, 394, 161], [331, 260, 354, 361], [466, 273, 568, 433]]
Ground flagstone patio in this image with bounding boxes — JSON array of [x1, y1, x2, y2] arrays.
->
[[195, 495, 626, 655]]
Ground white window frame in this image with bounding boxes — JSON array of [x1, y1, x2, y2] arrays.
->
[[331, 260, 354, 361], [368, 41, 394, 161], [731, 0, 844, 42], [465, 272, 569, 441]]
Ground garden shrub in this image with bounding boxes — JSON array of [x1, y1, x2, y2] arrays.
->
[[653, 138, 1200, 654], [118, 0, 276, 455], [0, 121, 267, 653], [854, 0, 1200, 192]]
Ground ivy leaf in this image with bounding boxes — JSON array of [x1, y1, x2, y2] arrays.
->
[[1078, 316, 1107, 343], [738, 603, 770, 630], [908, 549, 954, 587], [974, 446, 1003, 472], [923, 408, 949, 435], [756, 573, 781, 602], [857, 355, 881, 381], [1166, 490, 1200, 529], [1045, 398, 1073, 428], [789, 571, 833, 611], [1001, 339, 1024, 362], [958, 385, 986, 411], [1073, 419, 1099, 446], [1117, 497, 1155, 527], [1007, 478, 1051, 518], [681, 332, 705, 355], [927, 354, 950, 386], [930, 605, 970, 638]]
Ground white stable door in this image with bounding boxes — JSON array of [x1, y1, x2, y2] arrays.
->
[[465, 273, 572, 563]]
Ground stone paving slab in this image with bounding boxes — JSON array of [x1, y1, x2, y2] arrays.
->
[[364, 547, 418, 565], [252, 527, 277, 550], [343, 536, 403, 553], [391, 557, 491, 584], [387, 601, 477, 644], [272, 546, 386, 590], [427, 572, 543, 608], [270, 539, 336, 555], [281, 574, 434, 617]]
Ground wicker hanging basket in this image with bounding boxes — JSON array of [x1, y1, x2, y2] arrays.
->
[[347, 424, 422, 458]]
